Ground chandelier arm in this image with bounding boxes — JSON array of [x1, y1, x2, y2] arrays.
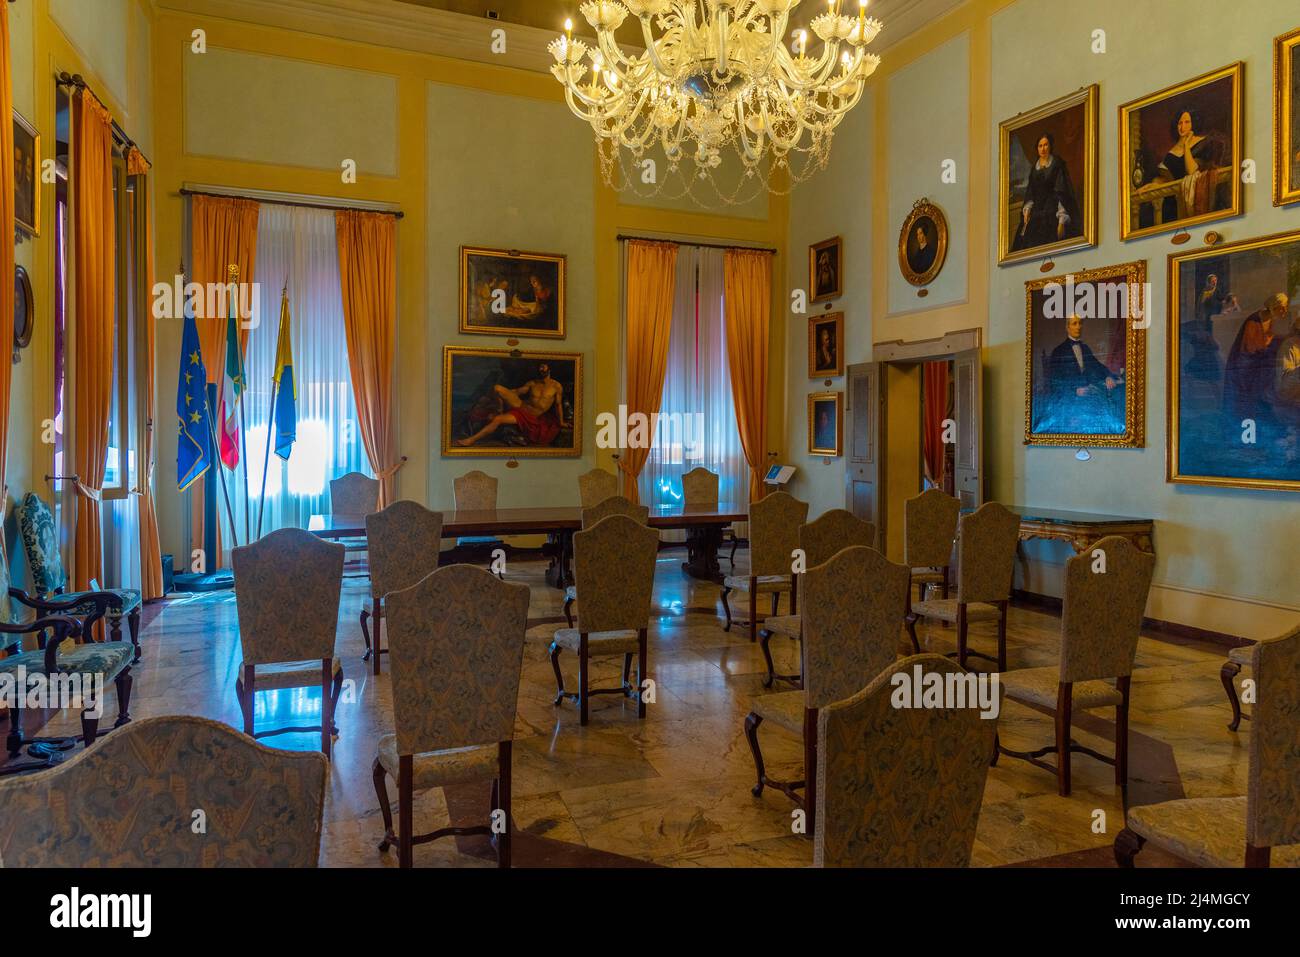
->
[[637, 16, 674, 78]]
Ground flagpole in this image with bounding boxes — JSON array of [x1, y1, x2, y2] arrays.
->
[[228, 265, 252, 545], [256, 376, 279, 540], [203, 386, 240, 552]]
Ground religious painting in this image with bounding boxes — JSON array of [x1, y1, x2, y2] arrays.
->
[[998, 85, 1098, 265], [807, 391, 842, 456], [459, 246, 566, 338], [13, 110, 39, 237], [898, 199, 947, 287], [808, 312, 844, 378], [443, 347, 581, 457], [809, 236, 842, 303], [1119, 63, 1243, 242], [1275, 27, 1300, 207], [1168, 230, 1300, 491], [1024, 261, 1147, 448]]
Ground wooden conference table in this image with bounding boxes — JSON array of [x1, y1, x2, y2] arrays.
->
[[309, 504, 747, 589]]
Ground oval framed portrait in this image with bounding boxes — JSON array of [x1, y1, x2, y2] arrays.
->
[[13, 265, 33, 355], [898, 198, 948, 287]]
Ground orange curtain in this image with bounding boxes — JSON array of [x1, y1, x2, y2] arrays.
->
[[620, 240, 678, 503], [70, 89, 116, 592], [129, 149, 163, 600], [0, 2, 13, 509], [723, 248, 773, 503], [335, 210, 401, 507]]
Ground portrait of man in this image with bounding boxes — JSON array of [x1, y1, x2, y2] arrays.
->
[[908, 220, 937, 274], [898, 200, 947, 286], [444, 348, 581, 457], [807, 392, 842, 456], [808, 312, 844, 378], [1045, 315, 1123, 433], [809, 237, 843, 303]]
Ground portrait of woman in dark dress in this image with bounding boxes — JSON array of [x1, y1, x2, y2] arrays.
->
[[1154, 109, 1225, 222], [1011, 133, 1081, 253]]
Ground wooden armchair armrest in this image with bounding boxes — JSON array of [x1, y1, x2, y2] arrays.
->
[[8, 588, 96, 614], [0, 615, 82, 670]]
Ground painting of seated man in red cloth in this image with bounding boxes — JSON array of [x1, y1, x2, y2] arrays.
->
[[444, 347, 581, 457]]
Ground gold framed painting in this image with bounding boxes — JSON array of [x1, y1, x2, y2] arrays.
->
[[1119, 62, 1243, 242], [809, 236, 843, 303], [808, 312, 844, 378], [1024, 261, 1147, 448], [459, 245, 566, 338], [807, 391, 843, 456], [13, 109, 39, 238], [898, 198, 947, 287], [1275, 27, 1300, 207], [998, 85, 1098, 265], [1168, 229, 1300, 491], [442, 346, 581, 457]]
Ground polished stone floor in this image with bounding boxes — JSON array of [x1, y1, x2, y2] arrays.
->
[[31, 552, 1257, 867]]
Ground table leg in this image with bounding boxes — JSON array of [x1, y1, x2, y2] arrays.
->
[[681, 525, 724, 583], [545, 529, 574, 590]]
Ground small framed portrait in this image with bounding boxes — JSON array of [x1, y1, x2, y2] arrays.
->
[[1024, 261, 1147, 448], [809, 236, 843, 303], [898, 199, 947, 286], [999, 85, 1098, 265], [807, 391, 843, 456], [443, 346, 581, 457], [1275, 27, 1300, 207], [13, 110, 39, 238], [808, 312, 844, 378], [1119, 62, 1243, 241], [459, 245, 566, 338]]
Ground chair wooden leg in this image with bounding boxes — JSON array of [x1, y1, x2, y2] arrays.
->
[[398, 755, 414, 869], [1115, 675, 1131, 789], [744, 712, 766, 797], [240, 665, 255, 737], [360, 606, 372, 661], [497, 740, 512, 869], [563, 594, 575, 629], [579, 634, 590, 726], [760, 629, 777, 688], [770, 592, 779, 617], [957, 604, 969, 668], [748, 578, 758, 643], [127, 609, 142, 663], [549, 641, 569, 705], [1221, 660, 1244, 731], [1245, 844, 1271, 868], [621, 653, 633, 690], [80, 710, 100, 748], [790, 574, 798, 617], [997, 601, 1008, 672], [1056, 682, 1073, 797], [1113, 827, 1145, 867], [730, 536, 739, 568], [905, 613, 921, 654], [373, 758, 394, 851], [372, 600, 383, 676], [720, 586, 733, 632], [113, 669, 133, 728], [637, 629, 648, 720], [321, 659, 334, 759], [803, 707, 818, 840]]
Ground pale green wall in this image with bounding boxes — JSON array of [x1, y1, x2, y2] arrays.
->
[[50, 0, 130, 108]]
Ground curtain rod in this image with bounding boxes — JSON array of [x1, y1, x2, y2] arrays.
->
[[617, 234, 776, 254], [55, 72, 150, 167], [179, 187, 405, 220]]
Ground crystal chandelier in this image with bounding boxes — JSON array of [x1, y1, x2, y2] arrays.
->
[[549, 0, 881, 205]]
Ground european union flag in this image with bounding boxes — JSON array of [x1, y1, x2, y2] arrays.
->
[[177, 292, 213, 492]]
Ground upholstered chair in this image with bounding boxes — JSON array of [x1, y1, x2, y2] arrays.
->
[[563, 497, 651, 628], [904, 488, 961, 606], [373, 564, 529, 868], [231, 528, 345, 758], [745, 545, 910, 837], [761, 508, 877, 688], [578, 468, 620, 508], [815, 653, 998, 867], [995, 536, 1155, 796], [1115, 623, 1300, 868], [1220, 643, 1256, 732], [15, 492, 143, 659], [451, 470, 507, 576], [329, 471, 380, 574], [360, 501, 443, 675], [720, 491, 808, 643], [0, 715, 327, 866], [550, 514, 659, 725], [681, 467, 720, 506], [906, 501, 1020, 669]]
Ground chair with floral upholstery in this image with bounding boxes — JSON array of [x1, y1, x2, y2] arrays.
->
[[683, 466, 742, 567], [720, 491, 808, 643], [0, 715, 327, 866], [450, 470, 507, 576], [231, 528, 345, 758], [329, 472, 379, 576], [906, 502, 1020, 669], [16, 492, 142, 661], [550, 514, 659, 726], [360, 500, 443, 676], [745, 545, 909, 836], [904, 488, 961, 610], [374, 564, 529, 868], [761, 508, 877, 688], [578, 468, 619, 507], [563, 497, 651, 628], [815, 653, 998, 867], [1115, 622, 1300, 868], [994, 536, 1155, 797], [1220, 643, 1256, 732]]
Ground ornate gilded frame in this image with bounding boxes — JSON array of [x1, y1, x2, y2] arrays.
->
[[1023, 260, 1147, 448], [998, 85, 1098, 266], [807, 391, 843, 456], [13, 109, 40, 238], [809, 236, 843, 303], [458, 245, 567, 338], [897, 198, 948, 287], [1275, 27, 1300, 207], [807, 311, 844, 379]]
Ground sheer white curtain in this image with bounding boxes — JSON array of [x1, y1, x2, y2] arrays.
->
[[220, 204, 372, 549]]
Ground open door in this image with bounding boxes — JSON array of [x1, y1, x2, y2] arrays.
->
[[844, 361, 884, 544], [952, 348, 983, 508]]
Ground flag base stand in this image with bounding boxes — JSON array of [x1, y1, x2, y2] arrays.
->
[[172, 569, 235, 593]]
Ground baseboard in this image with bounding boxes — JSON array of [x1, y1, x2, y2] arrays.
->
[[1012, 589, 1252, 652]]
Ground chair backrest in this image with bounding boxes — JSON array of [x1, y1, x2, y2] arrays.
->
[[749, 491, 809, 577], [803, 546, 910, 710], [232, 528, 344, 665], [815, 653, 996, 867], [453, 470, 498, 511], [578, 468, 619, 508], [904, 488, 960, 569], [0, 715, 327, 867], [329, 472, 379, 516], [16, 492, 67, 595], [366, 500, 444, 601], [956, 502, 1020, 604], [573, 514, 660, 634], [800, 508, 877, 567], [681, 467, 719, 507], [1247, 623, 1300, 849], [384, 564, 530, 756], [1060, 536, 1155, 683], [581, 495, 649, 529]]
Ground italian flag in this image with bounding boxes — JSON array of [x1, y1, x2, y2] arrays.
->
[[217, 294, 245, 470]]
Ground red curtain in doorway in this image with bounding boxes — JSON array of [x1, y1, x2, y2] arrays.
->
[[922, 361, 948, 486]]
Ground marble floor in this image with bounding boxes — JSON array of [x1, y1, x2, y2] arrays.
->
[[26, 551, 1256, 868]]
